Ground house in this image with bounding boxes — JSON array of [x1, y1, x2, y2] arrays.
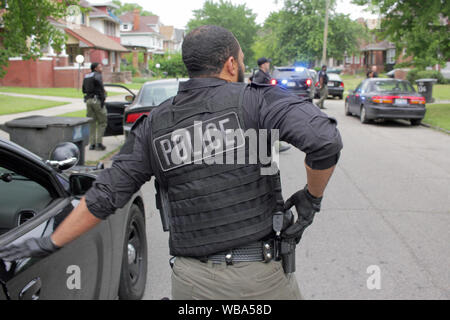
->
[[119, 9, 165, 74], [0, 1, 130, 88], [160, 26, 184, 53]]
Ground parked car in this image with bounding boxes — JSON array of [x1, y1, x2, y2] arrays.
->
[[270, 67, 314, 102], [345, 78, 426, 125], [103, 84, 136, 137], [314, 73, 344, 99], [0, 138, 148, 300], [123, 79, 188, 137]]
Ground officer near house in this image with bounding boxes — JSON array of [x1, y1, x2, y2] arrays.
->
[[82, 62, 107, 151], [0, 26, 343, 300]]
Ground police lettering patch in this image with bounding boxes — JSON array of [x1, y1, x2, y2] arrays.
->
[[153, 112, 245, 171]]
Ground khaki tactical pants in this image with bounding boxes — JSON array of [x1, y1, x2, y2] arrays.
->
[[171, 257, 303, 300], [86, 97, 107, 145], [317, 85, 328, 109]]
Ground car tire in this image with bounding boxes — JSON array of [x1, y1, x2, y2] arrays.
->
[[360, 106, 369, 124], [410, 119, 422, 126], [345, 100, 351, 116], [118, 204, 147, 300]]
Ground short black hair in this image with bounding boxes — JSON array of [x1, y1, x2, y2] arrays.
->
[[182, 25, 240, 78], [91, 62, 99, 72]]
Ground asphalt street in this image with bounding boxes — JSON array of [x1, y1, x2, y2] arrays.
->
[[141, 98, 450, 300]]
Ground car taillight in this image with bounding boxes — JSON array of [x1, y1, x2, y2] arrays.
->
[[126, 111, 150, 124], [410, 97, 425, 104], [372, 96, 394, 104], [306, 79, 312, 87], [340, 82, 344, 88], [270, 79, 277, 85]]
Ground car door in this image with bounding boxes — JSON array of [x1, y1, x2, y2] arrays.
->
[[104, 84, 136, 137], [352, 82, 365, 115], [0, 144, 114, 300]]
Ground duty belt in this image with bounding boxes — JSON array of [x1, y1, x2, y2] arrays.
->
[[198, 240, 275, 265]]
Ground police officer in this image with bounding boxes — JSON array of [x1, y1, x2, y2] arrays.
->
[[317, 65, 329, 110], [250, 57, 272, 84], [0, 25, 343, 300], [82, 62, 107, 151]]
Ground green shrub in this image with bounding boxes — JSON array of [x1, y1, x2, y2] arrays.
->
[[148, 53, 188, 78], [122, 64, 138, 76], [407, 69, 445, 84]]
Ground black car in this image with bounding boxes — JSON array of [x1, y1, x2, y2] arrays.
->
[[0, 138, 147, 300], [270, 67, 314, 102], [123, 79, 187, 137], [345, 78, 426, 125], [314, 73, 344, 99], [103, 84, 136, 137]]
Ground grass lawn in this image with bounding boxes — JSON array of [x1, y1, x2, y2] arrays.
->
[[56, 110, 87, 117], [0, 87, 122, 98], [423, 103, 450, 131], [112, 82, 144, 90], [0, 94, 70, 115]]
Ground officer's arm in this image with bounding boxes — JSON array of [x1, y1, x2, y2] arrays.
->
[[51, 117, 154, 247], [257, 87, 343, 196]]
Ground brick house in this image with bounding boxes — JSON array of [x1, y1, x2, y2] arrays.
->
[[0, 1, 130, 88]]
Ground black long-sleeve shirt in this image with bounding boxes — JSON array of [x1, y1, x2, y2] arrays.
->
[[85, 78, 343, 219]]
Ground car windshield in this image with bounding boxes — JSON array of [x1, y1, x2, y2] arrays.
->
[[371, 80, 415, 93], [273, 68, 311, 79], [140, 82, 179, 106]]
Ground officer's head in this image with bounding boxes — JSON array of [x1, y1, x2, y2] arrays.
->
[[322, 65, 327, 72], [257, 57, 271, 73], [91, 62, 102, 73], [182, 25, 245, 83]]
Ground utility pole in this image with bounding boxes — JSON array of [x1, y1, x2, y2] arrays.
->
[[322, 0, 330, 66]]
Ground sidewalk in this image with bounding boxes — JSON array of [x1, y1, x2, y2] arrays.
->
[[0, 92, 127, 164]]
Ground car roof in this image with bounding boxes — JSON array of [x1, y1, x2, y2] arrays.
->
[[143, 78, 189, 86]]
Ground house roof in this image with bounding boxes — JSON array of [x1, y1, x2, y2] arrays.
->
[[160, 26, 174, 40], [119, 13, 161, 34], [65, 24, 128, 52], [361, 40, 395, 51]]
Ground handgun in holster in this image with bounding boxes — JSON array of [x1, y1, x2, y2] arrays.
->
[[155, 181, 170, 232], [271, 169, 297, 274]]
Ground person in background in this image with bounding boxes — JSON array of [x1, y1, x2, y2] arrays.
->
[[82, 62, 107, 151], [317, 65, 329, 110]]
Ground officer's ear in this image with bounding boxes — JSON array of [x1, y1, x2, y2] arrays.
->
[[221, 56, 238, 82]]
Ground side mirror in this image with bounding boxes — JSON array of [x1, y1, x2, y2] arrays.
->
[[125, 95, 135, 103], [47, 142, 80, 171], [69, 173, 96, 197]]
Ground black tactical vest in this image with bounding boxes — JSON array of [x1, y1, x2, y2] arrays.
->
[[149, 82, 278, 257]]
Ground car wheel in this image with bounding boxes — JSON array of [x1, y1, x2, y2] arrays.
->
[[410, 119, 422, 126], [360, 106, 369, 124], [345, 100, 351, 116], [119, 204, 147, 300]]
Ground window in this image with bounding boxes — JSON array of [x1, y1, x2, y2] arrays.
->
[[345, 56, 352, 64], [122, 24, 129, 31], [354, 56, 360, 64], [104, 21, 116, 36], [386, 48, 396, 64], [0, 161, 54, 235]]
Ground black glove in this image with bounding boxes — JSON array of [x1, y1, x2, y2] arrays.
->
[[282, 185, 322, 244], [0, 236, 60, 262]]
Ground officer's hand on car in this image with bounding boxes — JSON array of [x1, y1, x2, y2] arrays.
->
[[0, 236, 60, 262], [282, 185, 322, 244]]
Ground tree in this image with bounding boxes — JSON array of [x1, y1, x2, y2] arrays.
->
[[187, 0, 259, 66], [253, 0, 368, 66], [0, 0, 79, 78], [111, 0, 154, 16], [352, 0, 450, 69]]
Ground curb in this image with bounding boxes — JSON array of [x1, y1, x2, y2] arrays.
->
[[420, 122, 450, 134]]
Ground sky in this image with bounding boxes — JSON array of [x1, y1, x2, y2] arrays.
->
[[97, 0, 378, 29]]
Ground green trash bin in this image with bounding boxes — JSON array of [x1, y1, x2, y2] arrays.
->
[[1, 116, 92, 165]]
